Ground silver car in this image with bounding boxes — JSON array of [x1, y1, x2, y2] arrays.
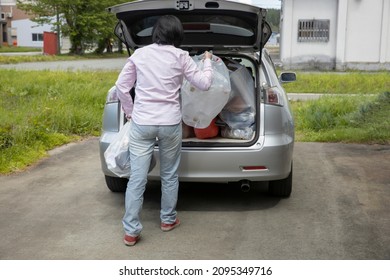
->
[[99, 0, 296, 196]]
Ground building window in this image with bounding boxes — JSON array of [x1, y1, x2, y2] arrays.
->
[[32, 33, 43, 41], [298, 19, 330, 42]]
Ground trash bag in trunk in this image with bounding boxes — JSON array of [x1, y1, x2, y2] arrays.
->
[[181, 55, 231, 129]]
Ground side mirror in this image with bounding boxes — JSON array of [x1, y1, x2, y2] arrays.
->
[[280, 72, 297, 83]]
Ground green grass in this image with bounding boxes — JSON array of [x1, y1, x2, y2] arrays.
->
[[283, 71, 390, 94], [0, 52, 127, 64], [1, 69, 389, 174], [0, 46, 42, 53], [0, 69, 118, 173], [291, 92, 390, 144], [0, 54, 79, 64]]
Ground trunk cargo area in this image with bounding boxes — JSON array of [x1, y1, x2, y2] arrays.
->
[[181, 54, 258, 146]]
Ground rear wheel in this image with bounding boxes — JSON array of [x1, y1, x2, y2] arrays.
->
[[105, 175, 128, 192], [268, 163, 292, 197]]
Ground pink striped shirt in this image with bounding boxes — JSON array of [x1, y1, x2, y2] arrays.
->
[[115, 43, 213, 125]]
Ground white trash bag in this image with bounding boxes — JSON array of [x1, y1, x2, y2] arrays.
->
[[104, 122, 131, 178], [181, 55, 231, 129], [104, 121, 156, 178], [219, 63, 256, 129]]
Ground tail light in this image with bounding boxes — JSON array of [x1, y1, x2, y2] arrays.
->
[[106, 86, 118, 103], [264, 86, 284, 106]]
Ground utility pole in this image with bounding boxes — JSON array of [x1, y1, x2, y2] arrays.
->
[[0, 0, 3, 46], [55, 3, 60, 54]]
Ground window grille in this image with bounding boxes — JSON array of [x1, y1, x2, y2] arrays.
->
[[298, 19, 329, 42]]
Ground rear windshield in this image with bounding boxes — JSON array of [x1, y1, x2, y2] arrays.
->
[[120, 12, 258, 46]]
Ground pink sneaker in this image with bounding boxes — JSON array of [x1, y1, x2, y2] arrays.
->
[[124, 234, 140, 246], [160, 218, 181, 232]]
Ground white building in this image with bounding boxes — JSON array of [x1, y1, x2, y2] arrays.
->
[[280, 0, 390, 70], [12, 18, 53, 48]]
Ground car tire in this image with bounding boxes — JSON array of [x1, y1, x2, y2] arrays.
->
[[105, 175, 128, 192], [268, 163, 292, 197]]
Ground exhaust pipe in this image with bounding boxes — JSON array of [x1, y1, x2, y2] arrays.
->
[[240, 180, 251, 192]]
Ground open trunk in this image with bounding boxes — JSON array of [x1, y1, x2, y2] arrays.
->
[[109, 0, 271, 52], [180, 53, 260, 147]]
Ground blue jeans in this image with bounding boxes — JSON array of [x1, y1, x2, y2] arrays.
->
[[122, 121, 182, 236]]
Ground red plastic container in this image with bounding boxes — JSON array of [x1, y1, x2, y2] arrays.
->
[[194, 118, 219, 139]]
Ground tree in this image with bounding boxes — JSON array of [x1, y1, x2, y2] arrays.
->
[[266, 9, 280, 33], [18, 0, 129, 54]]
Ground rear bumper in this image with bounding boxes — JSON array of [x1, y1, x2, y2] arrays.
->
[[99, 132, 293, 183]]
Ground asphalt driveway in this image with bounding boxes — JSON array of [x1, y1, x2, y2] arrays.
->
[[0, 139, 389, 260]]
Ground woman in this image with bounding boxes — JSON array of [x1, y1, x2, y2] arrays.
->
[[115, 15, 213, 246]]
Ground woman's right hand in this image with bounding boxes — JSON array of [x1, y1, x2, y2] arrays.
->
[[204, 51, 212, 60]]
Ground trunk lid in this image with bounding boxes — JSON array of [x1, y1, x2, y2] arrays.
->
[[108, 0, 271, 52]]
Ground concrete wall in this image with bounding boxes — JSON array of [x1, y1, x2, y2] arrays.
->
[[281, 0, 338, 69], [281, 0, 390, 70], [336, 0, 390, 70]]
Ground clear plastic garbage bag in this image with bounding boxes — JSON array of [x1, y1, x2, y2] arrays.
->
[[219, 63, 256, 129], [181, 55, 231, 129], [221, 126, 255, 140], [104, 122, 131, 178], [223, 63, 255, 113], [104, 121, 156, 178], [219, 107, 255, 129]]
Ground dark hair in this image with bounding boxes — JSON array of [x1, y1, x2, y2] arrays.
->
[[152, 15, 184, 47]]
